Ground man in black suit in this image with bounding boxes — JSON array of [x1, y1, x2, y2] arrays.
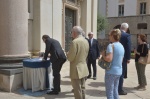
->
[[42, 35, 66, 95], [118, 23, 131, 95], [87, 32, 100, 80]]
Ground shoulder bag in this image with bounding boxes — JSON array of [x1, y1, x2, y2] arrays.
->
[[98, 44, 114, 70], [138, 44, 148, 64]]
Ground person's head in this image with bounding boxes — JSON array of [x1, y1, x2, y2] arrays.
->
[[138, 34, 147, 44], [88, 32, 94, 39], [109, 29, 121, 42], [71, 26, 83, 39], [120, 23, 129, 32], [42, 35, 50, 43]]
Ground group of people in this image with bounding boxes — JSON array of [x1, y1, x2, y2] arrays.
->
[[41, 22, 148, 99]]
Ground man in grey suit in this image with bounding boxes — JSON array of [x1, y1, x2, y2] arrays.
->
[[67, 26, 89, 99], [42, 35, 66, 95]]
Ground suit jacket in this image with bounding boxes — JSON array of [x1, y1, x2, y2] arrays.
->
[[88, 38, 100, 60], [44, 38, 66, 63], [120, 31, 131, 61], [67, 35, 89, 79]]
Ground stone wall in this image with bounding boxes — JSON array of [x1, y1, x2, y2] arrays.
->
[[105, 15, 150, 50]]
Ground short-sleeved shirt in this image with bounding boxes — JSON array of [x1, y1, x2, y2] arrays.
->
[[106, 42, 125, 75]]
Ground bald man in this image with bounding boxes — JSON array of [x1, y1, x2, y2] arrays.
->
[[87, 32, 100, 80]]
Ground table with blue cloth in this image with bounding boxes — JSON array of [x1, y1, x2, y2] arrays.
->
[[23, 58, 53, 92]]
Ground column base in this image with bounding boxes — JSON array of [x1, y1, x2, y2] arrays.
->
[[0, 55, 29, 92], [0, 68, 23, 92]]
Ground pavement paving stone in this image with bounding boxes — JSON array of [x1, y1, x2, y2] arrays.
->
[[0, 59, 150, 99]]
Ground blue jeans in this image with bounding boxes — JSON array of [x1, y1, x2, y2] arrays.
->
[[105, 73, 121, 99]]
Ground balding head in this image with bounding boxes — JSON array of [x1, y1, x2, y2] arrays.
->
[[88, 32, 94, 39], [120, 23, 129, 32], [72, 26, 83, 39]]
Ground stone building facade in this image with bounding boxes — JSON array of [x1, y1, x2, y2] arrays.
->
[[98, 0, 150, 51], [106, 15, 150, 50], [0, 0, 98, 92]]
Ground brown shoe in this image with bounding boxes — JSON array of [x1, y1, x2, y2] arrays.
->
[[137, 86, 146, 91], [134, 85, 141, 89]]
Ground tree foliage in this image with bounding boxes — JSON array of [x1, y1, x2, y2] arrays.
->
[[97, 15, 108, 33]]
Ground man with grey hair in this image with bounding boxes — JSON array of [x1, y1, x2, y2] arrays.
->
[[67, 26, 89, 99], [118, 22, 131, 95], [120, 23, 129, 32]]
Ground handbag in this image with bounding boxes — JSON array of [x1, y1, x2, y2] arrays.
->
[[138, 44, 149, 64], [98, 44, 114, 70], [98, 57, 111, 70], [138, 56, 147, 64]]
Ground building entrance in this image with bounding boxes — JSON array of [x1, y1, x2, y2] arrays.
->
[[65, 8, 76, 52]]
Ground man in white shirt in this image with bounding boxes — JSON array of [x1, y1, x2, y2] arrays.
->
[[87, 32, 100, 80]]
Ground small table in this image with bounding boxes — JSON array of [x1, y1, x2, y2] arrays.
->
[[23, 58, 53, 92]]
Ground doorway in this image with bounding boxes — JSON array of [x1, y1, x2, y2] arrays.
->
[[65, 8, 76, 52]]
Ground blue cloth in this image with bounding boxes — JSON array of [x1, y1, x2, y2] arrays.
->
[[23, 58, 50, 68], [23, 58, 51, 88], [106, 42, 125, 75], [18, 88, 47, 97]]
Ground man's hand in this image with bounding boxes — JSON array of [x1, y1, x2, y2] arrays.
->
[[127, 60, 130, 64], [101, 51, 105, 57]]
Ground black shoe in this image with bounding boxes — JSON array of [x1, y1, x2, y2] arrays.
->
[[87, 75, 91, 78], [51, 88, 61, 92], [119, 91, 127, 95], [47, 91, 59, 95], [93, 77, 97, 80]]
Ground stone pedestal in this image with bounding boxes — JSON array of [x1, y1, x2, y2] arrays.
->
[[0, 68, 23, 92], [0, 0, 28, 92]]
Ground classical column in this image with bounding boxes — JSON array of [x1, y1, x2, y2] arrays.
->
[[0, 0, 29, 68], [80, 0, 92, 35], [91, 0, 98, 36]]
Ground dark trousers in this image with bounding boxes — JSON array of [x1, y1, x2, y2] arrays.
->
[[87, 58, 97, 77], [118, 60, 127, 92], [135, 62, 147, 86], [52, 59, 66, 92]]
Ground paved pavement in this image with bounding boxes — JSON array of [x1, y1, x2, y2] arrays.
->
[[0, 59, 150, 99]]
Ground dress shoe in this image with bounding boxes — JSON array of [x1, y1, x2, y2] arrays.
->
[[87, 75, 91, 78], [51, 88, 61, 92], [47, 90, 59, 95], [119, 91, 127, 95], [93, 77, 97, 80], [134, 85, 141, 89], [137, 86, 146, 91]]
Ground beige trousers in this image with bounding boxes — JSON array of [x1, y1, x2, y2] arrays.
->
[[71, 78, 86, 99]]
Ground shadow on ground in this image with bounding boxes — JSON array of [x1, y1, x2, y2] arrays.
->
[[86, 89, 106, 97], [63, 76, 70, 78], [61, 80, 71, 85], [43, 91, 74, 99], [124, 87, 137, 93], [88, 82, 105, 87]]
